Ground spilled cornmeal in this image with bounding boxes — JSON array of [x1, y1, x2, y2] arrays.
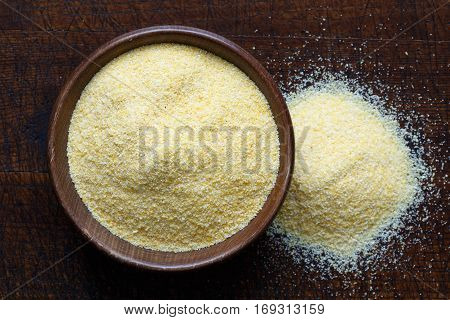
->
[[273, 81, 422, 258]]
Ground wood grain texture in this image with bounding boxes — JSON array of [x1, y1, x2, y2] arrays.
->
[[0, 0, 448, 299]]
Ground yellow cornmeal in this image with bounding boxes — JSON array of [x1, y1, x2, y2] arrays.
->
[[274, 84, 417, 256], [67, 44, 279, 252]]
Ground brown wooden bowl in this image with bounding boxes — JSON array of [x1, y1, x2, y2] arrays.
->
[[48, 26, 294, 271]]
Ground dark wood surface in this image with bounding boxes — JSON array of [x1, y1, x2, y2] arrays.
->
[[0, 0, 448, 299]]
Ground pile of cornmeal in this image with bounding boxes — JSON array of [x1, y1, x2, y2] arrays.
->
[[68, 44, 280, 252], [274, 82, 420, 258]]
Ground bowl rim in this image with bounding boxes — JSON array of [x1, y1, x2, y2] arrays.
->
[[48, 25, 294, 271]]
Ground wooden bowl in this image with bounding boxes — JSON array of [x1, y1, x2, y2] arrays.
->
[[48, 26, 294, 271]]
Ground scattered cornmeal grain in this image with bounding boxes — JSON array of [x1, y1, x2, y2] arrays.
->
[[274, 82, 419, 257], [67, 44, 279, 252]]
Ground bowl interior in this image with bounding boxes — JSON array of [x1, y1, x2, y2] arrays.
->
[[48, 26, 294, 271]]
